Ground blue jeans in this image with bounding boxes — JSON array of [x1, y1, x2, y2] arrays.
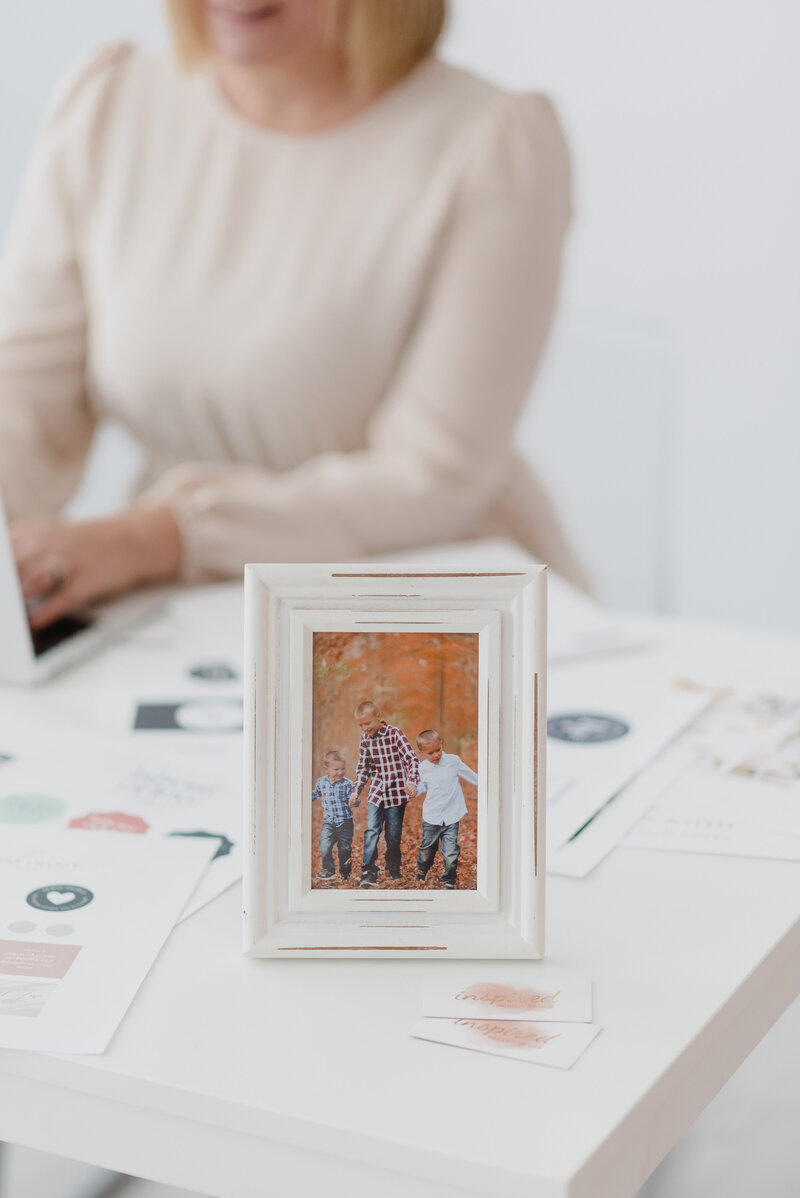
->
[[417, 819, 460, 882], [362, 802, 406, 878], [319, 818, 353, 876]]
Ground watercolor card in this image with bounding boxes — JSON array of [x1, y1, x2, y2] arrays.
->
[[410, 1017, 602, 1069], [423, 973, 592, 1023]]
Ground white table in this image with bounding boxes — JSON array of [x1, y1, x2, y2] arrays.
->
[[1, 589, 798, 1198]]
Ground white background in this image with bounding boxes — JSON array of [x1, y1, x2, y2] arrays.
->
[[1, 0, 798, 628]]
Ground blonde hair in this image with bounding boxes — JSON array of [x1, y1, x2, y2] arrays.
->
[[416, 729, 441, 748], [354, 700, 380, 717], [323, 749, 345, 764], [165, 0, 446, 91], [165, 1, 208, 66]]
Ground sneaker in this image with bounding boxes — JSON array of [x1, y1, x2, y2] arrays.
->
[[387, 870, 402, 881], [340, 873, 351, 882], [358, 874, 377, 888], [316, 870, 336, 881], [415, 871, 428, 882], [442, 879, 456, 890]]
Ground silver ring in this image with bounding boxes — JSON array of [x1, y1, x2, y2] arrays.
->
[[41, 554, 68, 593]]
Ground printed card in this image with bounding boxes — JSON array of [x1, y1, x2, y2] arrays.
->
[[423, 973, 592, 1022], [0, 718, 241, 920], [410, 1017, 602, 1069], [0, 828, 213, 1053]]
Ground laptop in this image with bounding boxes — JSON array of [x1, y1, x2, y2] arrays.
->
[[0, 491, 166, 684]]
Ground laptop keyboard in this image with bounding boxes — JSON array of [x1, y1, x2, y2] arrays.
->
[[31, 614, 95, 657]]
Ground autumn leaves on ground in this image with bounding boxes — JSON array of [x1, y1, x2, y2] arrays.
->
[[311, 632, 479, 891]]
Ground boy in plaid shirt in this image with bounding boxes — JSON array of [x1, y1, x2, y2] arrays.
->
[[311, 750, 360, 882], [353, 701, 420, 887]]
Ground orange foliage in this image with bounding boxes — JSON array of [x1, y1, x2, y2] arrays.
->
[[311, 632, 479, 890]]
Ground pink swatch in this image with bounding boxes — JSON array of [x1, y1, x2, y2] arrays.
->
[[69, 812, 150, 834], [0, 939, 81, 979]]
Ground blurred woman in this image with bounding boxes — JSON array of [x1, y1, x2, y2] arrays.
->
[[0, 0, 585, 627]]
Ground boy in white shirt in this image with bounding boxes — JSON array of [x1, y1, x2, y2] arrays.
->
[[407, 729, 478, 890]]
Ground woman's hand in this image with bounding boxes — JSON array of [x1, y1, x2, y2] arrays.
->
[[10, 505, 182, 629]]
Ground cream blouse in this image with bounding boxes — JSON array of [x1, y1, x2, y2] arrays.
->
[[0, 43, 586, 586]]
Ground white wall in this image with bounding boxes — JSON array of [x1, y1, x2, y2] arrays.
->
[[0, 2, 167, 230], [441, 0, 800, 629], [1, 2, 798, 629]]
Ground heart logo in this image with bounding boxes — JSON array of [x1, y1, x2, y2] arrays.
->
[[26, 884, 94, 912]]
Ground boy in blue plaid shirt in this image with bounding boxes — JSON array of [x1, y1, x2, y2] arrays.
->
[[312, 750, 360, 882]]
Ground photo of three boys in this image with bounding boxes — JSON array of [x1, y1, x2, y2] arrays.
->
[[311, 699, 479, 890]]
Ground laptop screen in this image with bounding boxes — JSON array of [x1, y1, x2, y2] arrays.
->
[[31, 613, 95, 658]]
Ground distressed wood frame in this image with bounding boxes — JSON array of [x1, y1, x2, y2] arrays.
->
[[243, 564, 546, 959]]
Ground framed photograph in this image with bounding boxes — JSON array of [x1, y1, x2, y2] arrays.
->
[[243, 564, 546, 958]]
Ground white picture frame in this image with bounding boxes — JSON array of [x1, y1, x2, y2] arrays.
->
[[243, 564, 546, 958]]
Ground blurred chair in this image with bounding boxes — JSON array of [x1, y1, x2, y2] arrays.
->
[[517, 305, 679, 613]]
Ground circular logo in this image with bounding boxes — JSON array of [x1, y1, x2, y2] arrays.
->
[[189, 663, 239, 682], [174, 700, 243, 732], [547, 713, 630, 744], [26, 885, 94, 912]]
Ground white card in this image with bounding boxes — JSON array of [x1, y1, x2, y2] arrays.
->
[[410, 1017, 602, 1069], [124, 696, 244, 737], [423, 973, 592, 1022], [620, 688, 800, 862], [546, 658, 711, 853], [623, 804, 800, 860], [0, 829, 213, 1053], [547, 747, 691, 878]]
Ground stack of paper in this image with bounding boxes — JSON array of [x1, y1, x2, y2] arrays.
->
[[0, 705, 242, 1054], [549, 686, 800, 872], [622, 689, 800, 860], [0, 586, 246, 1054], [546, 658, 711, 875], [411, 971, 599, 1068], [0, 719, 241, 920], [0, 829, 214, 1053]]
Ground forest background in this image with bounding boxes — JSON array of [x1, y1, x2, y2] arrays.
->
[[311, 631, 479, 889]]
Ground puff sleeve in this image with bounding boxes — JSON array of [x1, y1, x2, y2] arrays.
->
[[0, 44, 131, 520], [138, 91, 573, 581]]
